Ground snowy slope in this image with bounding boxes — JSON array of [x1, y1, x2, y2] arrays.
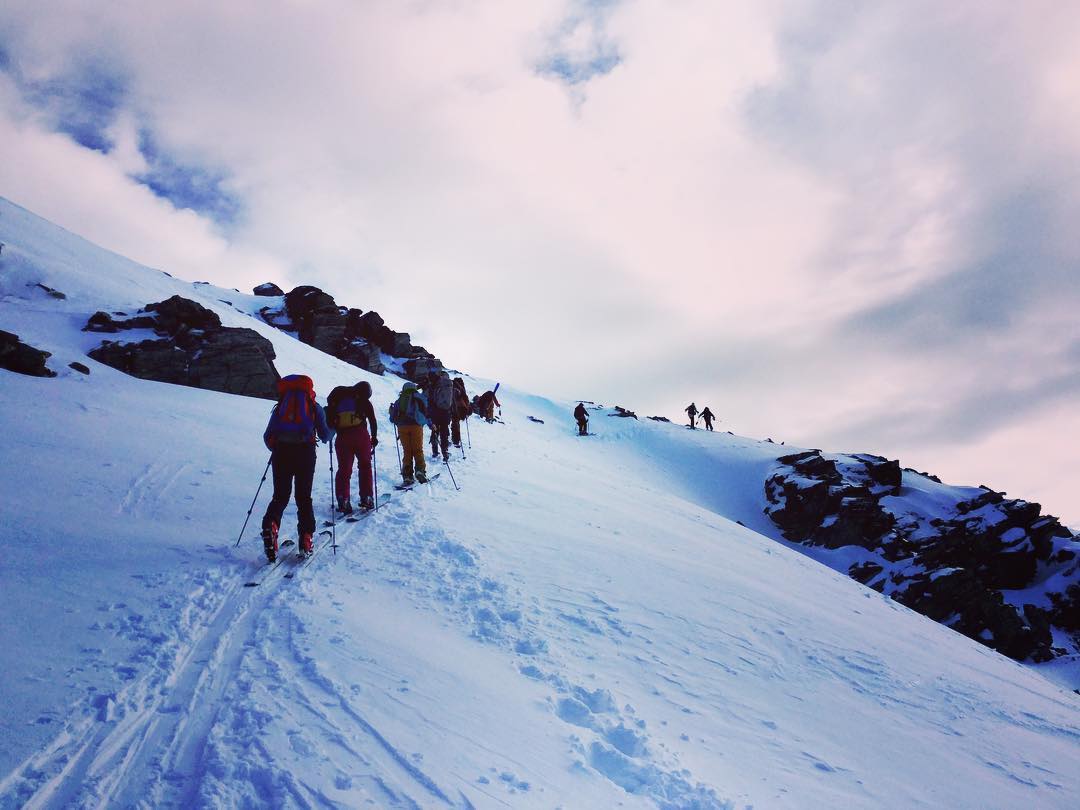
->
[[1, 197, 1078, 809]]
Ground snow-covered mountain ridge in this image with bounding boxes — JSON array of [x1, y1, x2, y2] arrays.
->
[[1, 196, 1078, 808]]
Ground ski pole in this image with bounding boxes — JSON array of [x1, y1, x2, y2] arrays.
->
[[444, 457, 460, 491], [329, 436, 337, 554], [372, 441, 380, 510], [394, 424, 402, 473], [235, 456, 272, 547], [464, 415, 472, 450]]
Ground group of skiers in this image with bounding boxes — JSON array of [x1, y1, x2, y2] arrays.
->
[[257, 373, 718, 562], [258, 372, 494, 563], [684, 402, 716, 430]]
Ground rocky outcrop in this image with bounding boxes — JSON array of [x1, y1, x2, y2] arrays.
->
[[764, 450, 1080, 663], [85, 296, 278, 398], [256, 285, 446, 380], [253, 282, 285, 296], [610, 406, 638, 419], [0, 330, 57, 377]]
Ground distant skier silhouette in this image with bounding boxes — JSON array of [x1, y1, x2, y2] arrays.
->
[[685, 402, 698, 429], [574, 402, 589, 436], [700, 407, 716, 431]]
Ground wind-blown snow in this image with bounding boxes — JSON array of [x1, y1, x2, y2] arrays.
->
[[1, 196, 1078, 808]]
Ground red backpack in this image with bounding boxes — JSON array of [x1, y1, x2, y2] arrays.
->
[[268, 375, 317, 444]]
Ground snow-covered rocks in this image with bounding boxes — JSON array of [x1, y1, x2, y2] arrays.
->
[[765, 450, 1080, 662], [85, 295, 279, 398], [0, 329, 57, 377]]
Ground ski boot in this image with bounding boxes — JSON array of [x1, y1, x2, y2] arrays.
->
[[360, 496, 375, 511], [262, 520, 279, 563], [416, 471, 428, 484], [299, 532, 314, 556], [337, 499, 353, 516]]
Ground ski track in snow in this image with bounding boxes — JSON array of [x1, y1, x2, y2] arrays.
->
[[6, 442, 1074, 808]]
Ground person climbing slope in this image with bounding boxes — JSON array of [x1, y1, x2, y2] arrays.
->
[[326, 380, 378, 513], [389, 380, 428, 485], [451, 376, 469, 447], [477, 389, 500, 423], [574, 402, 589, 436], [700, 406, 716, 432], [427, 371, 454, 462], [685, 402, 698, 429], [261, 374, 332, 562]]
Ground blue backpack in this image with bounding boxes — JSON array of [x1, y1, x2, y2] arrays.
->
[[268, 375, 317, 444]]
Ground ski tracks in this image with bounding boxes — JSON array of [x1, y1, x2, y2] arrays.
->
[[350, 477, 730, 808]]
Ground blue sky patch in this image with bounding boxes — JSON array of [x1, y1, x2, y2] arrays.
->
[[540, 51, 621, 86], [25, 57, 129, 153], [135, 128, 243, 228]]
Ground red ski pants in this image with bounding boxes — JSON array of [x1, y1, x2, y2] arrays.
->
[[335, 427, 373, 503]]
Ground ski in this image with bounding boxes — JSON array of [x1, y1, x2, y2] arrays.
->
[[285, 530, 334, 578], [243, 540, 297, 587], [346, 494, 391, 521], [322, 494, 392, 525], [394, 473, 440, 492]]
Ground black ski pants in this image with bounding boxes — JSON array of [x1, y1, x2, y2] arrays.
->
[[263, 442, 317, 536]]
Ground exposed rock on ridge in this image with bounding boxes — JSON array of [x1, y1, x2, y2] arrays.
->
[[86, 296, 279, 399], [765, 450, 1080, 662]]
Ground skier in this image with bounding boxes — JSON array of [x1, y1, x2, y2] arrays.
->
[[574, 402, 589, 436], [477, 389, 500, 422], [389, 380, 428, 485], [427, 371, 454, 462], [326, 380, 378, 514], [685, 402, 698, 429], [700, 406, 716, 431], [261, 375, 332, 562], [451, 377, 469, 447]]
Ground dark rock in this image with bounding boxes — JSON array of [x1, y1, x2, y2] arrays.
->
[[86, 300, 279, 399], [403, 356, 443, 382], [89, 339, 189, 385], [0, 330, 57, 377], [145, 295, 222, 334], [648, 416, 671, 423], [284, 286, 347, 355], [377, 329, 412, 356], [339, 340, 385, 375], [352, 310, 385, 341], [817, 497, 895, 550], [849, 562, 883, 584], [189, 328, 279, 398], [527, 416, 545, 424], [85, 311, 121, 333], [853, 454, 902, 492], [610, 406, 638, 419], [69, 361, 90, 374], [253, 282, 285, 297], [35, 283, 67, 299], [765, 473, 831, 539]]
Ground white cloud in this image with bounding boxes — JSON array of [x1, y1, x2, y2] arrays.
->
[[1, 0, 1078, 520]]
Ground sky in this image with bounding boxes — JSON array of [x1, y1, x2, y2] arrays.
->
[[1, 0, 1078, 526]]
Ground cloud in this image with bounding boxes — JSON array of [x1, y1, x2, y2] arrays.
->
[[0, 0, 1078, 519]]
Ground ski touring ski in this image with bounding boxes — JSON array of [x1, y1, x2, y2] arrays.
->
[[395, 473, 441, 492], [285, 529, 334, 578], [244, 540, 297, 587]]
